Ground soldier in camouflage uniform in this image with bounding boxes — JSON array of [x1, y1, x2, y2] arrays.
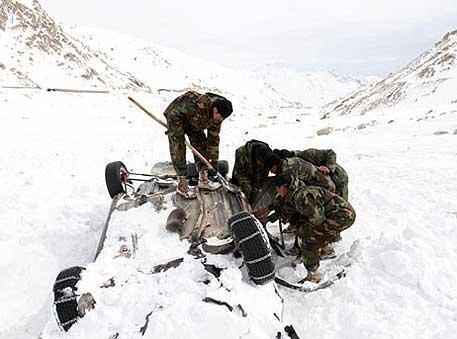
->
[[267, 154, 337, 193], [274, 148, 349, 200], [230, 140, 273, 203], [163, 91, 233, 198], [271, 173, 356, 282]]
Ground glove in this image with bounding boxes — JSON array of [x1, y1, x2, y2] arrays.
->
[[253, 208, 270, 225]]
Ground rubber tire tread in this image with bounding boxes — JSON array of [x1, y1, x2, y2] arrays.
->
[[105, 161, 127, 198], [53, 266, 85, 331], [229, 211, 275, 285]]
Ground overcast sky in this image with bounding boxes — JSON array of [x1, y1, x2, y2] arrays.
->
[[40, 0, 457, 77]]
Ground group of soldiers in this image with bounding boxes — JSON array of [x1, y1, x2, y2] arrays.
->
[[163, 91, 356, 283]]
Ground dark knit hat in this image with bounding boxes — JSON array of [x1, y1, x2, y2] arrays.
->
[[263, 153, 281, 169], [212, 98, 233, 118], [273, 148, 294, 158], [273, 172, 292, 188], [254, 145, 271, 162]]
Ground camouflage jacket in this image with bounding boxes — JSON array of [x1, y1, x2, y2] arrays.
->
[[231, 140, 271, 202], [292, 149, 337, 172], [274, 177, 336, 226], [164, 91, 225, 162], [281, 157, 317, 182]]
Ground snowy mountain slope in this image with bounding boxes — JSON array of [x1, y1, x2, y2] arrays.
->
[[253, 68, 366, 108], [70, 27, 303, 113], [1, 86, 456, 339], [0, 0, 150, 90], [0, 0, 304, 112], [322, 29, 457, 119], [0, 0, 364, 117], [1, 2, 456, 339]]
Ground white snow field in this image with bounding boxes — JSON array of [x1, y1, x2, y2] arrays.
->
[[1, 84, 456, 339], [1, 1, 457, 338]]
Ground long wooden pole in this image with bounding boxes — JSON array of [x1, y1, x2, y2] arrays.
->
[[128, 96, 217, 172]]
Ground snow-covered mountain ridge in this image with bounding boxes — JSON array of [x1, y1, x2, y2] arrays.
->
[[0, 0, 149, 90], [253, 68, 366, 108], [0, 0, 366, 112], [322, 29, 457, 119], [1, 2, 456, 339]]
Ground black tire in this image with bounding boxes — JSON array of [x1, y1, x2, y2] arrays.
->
[[105, 161, 128, 198], [53, 266, 85, 331], [228, 211, 275, 285], [187, 160, 229, 178], [166, 208, 186, 234]]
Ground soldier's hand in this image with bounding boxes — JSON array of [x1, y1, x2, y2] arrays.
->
[[317, 166, 330, 174], [253, 208, 270, 225]]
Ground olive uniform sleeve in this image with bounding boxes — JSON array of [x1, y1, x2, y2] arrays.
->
[[232, 149, 254, 200], [206, 119, 222, 164], [295, 149, 337, 172]]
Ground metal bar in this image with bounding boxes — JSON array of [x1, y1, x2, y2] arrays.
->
[[279, 219, 285, 248], [128, 172, 155, 177], [95, 194, 124, 259], [46, 88, 110, 94]]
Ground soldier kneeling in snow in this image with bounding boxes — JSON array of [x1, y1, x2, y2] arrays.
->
[[270, 173, 356, 282], [163, 91, 233, 199], [273, 148, 349, 200], [231, 139, 281, 203], [265, 152, 337, 194]]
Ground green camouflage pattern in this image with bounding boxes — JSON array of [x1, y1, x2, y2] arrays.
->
[[330, 163, 349, 200], [274, 176, 356, 270], [164, 91, 225, 176], [231, 140, 270, 203], [292, 148, 337, 171], [282, 157, 336, 193], [291, 148, 349, 199]]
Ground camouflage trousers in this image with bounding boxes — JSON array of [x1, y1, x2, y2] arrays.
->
[[295, 196, 356, 271], [166, 121, 210, 176], [330, 163, 349, 200]]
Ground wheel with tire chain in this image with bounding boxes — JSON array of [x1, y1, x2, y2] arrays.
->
[[228, 211, 275, 285], [105, 161, 129, 198], [53, 266, 85, 331]]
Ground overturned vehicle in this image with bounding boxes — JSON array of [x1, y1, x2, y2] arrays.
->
[[52, 160, 277, 332]]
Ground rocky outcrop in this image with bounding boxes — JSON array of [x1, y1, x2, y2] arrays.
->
[[0, 0, 148, 90]]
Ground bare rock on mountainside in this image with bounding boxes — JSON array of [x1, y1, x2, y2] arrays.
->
[[317, 127, 333, 136], [0, 0, 148, 90], [322, 29, 457, 119]]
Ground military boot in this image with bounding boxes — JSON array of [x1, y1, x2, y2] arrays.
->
[[177, 176, 196, 199], [320, 243, 337, 260], [198, 170, 221, 190], [303, 269, 321, 283]]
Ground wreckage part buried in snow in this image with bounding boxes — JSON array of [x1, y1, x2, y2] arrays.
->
[[164, 180, 251, 254], [151, 160, 229, 179], [173, 186, 250, 243]]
